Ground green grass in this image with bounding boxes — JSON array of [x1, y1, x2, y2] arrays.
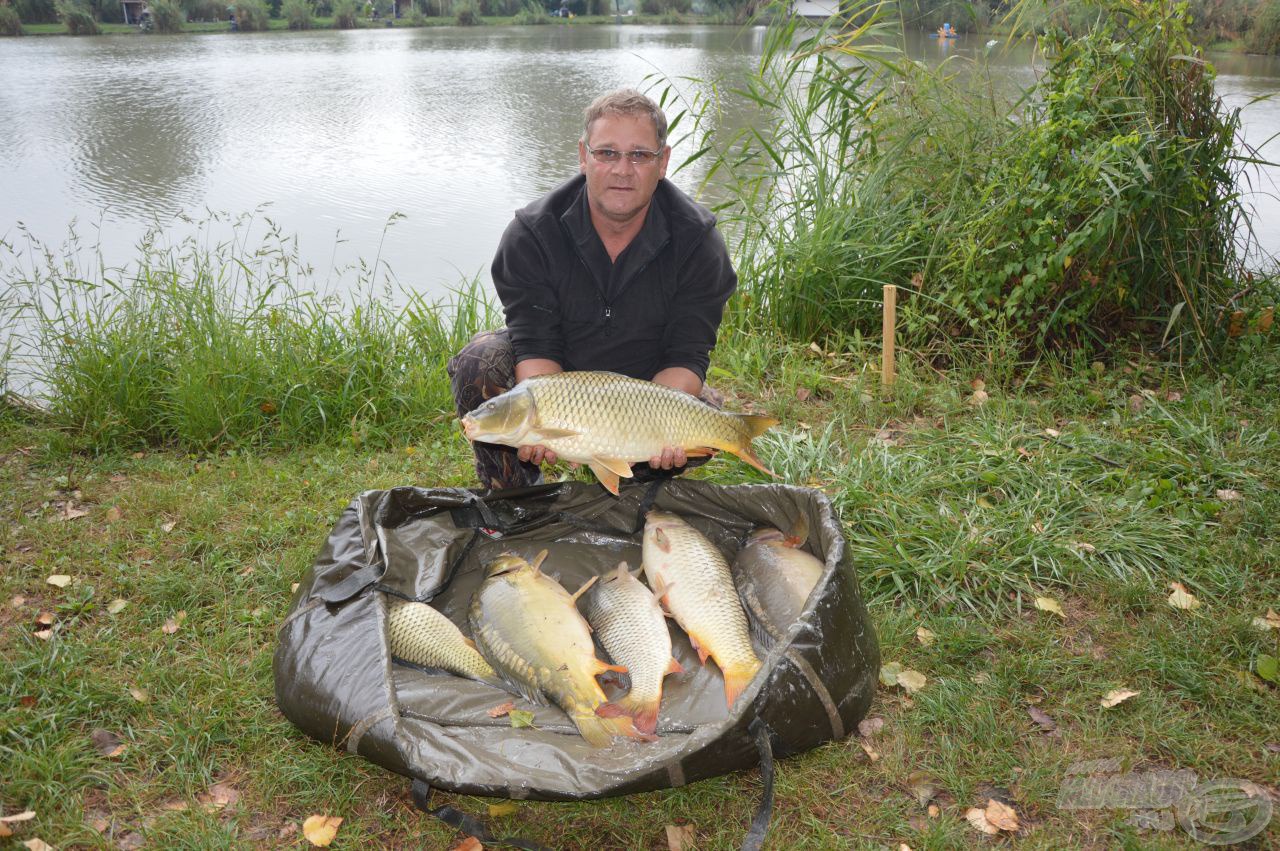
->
[[3, 331, 1277, 848]]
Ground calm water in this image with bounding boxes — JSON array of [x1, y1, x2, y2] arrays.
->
[[1, 26, 1277, 298]]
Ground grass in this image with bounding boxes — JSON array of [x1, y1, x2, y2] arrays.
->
[[2, 327, 1278, 848]]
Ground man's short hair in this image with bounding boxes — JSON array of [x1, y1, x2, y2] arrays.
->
[[582, 89, 668, 149]]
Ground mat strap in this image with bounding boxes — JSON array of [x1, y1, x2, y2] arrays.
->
[[410, 780, 553, 851]]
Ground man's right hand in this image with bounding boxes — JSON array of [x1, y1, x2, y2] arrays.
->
[[517, 445, 558, 466], [513, 358, 564, 468]]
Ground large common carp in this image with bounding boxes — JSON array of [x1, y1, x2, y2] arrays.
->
[[460, 371, 778, 495], [732, 519, 825, 645], [468, 551, 645, 747], [642, 511, 762, 709], [386, 598, 503, 688], [583, 562, 683, 736]]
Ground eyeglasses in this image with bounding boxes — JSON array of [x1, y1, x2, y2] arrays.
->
[[584, 142, 663, 166]]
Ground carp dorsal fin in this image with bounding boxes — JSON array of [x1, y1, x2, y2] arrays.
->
[[570, 574, 598, 603], [530, 549, 549, 574]]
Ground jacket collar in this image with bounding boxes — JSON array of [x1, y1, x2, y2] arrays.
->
[[560, 180, 671, 300]]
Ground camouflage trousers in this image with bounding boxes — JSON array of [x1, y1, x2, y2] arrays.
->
[[447, 328, 724, 491]]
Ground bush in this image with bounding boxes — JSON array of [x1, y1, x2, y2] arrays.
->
[[331, 0, 356, 25], [453, 0, 479, 23], [233, 0, 269, 28], [404, 5, 425, 22], [14, 0, 56, 23], [513, 0, 546, 21], [148, 0, 185, 30], [0, 4, 23, 33], [282, 0, 313, 27], [57, 1, 99, 32], [1246, 0, 1280, 53]]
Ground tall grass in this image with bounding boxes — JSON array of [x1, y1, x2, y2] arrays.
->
[[0, 218, 498, 453], [0, 4, 24, 34], [56, 0, 99, 33], [331, 0, 357, 26], [149, 0, 185, 31], [233, 0, 269, 29], [282, 0, 314, 28]]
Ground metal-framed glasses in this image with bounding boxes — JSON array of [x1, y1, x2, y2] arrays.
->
[[584, 142, 663, 166]]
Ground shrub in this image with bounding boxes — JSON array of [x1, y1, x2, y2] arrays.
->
[[0, 4, 23, 34], [282, 0, 313, 27], [14, 0, 56, 23], [331, 0, 356, 25], [179, 0, 223, 19], [1246, 0, 1280, 53], [57, 1, 99, 33], [513, 0, 546, 21], [233, 0, 269, 28], [453, 0, 479, 23], [148, 0, 185, 30], [404, 5, 425, 22]]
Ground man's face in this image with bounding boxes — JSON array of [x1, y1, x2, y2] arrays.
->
[[578, 112, 670, 227]]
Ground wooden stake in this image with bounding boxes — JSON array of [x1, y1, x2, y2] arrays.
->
[[882, 284, 897, 390]]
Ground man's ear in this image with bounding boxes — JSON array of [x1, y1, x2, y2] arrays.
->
[[578, 141, 588, 174]]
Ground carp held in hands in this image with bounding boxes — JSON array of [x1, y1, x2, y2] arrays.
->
[[460, 371, 778, 495]]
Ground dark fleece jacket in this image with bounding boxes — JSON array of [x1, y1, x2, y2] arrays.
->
[[491, 174, 737, 383]]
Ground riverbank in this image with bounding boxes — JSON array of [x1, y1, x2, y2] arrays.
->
[[2, 335, 1278, 848]]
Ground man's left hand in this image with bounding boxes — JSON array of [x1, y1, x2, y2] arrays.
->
[[649, 447, 688, 470]]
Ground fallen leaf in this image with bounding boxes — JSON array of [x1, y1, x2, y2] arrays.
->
[[87, 813, 111, 832], [110, 473, 128, 483], [1017, 446, 1033, 459], [1215, 488, 1242, 501], [1044, 427, 1061, 437], [1027, 706, 1057, 732], [971, 671, 991, 685], [33, 628, 53, 641], [879, 662, 903, 687], [129, 687, 149, 703], [46, 575, 71, 588], [927, 803, 940, 818], [1127, 394, 1145, 413], [105, 505, 123, 523], [1258, 654, 1279, 684], [302, 815, 342, 847], [1167, 582, 1201, 611], [160, 520, 176, 533], [508, 709, 535, 729], [808, 342, 823, 356], [1164, 390, 1183, 402], [278, 823, 299, 839], [858, 740, 880, 761], [1265, 743, 1280, 754], [795, 387, 811, 402], [199, 783, 240, 810], [487, 701, 515, 718], [117, 831, 145, 850], [451, 838, 483, 851], [984, 798, 1019, 831], [11, 595, 26, 608], [1101, 688, 1139, 708], [1071, 541, 1097, 554], [132, 451, 145, 459], [60, 503, 89, 521], [35, 612, 54, 626], [107, 599, 128, 615], [91, 728, 127, 757], [970, 378, 986, 391], [22, 839, 54, 851], [161, 799, 189, 811], [665, 824, 696, 851], [162, 610, 187, 634], [1253, 609, 1280, 631], [967, 389, 989, 407], [487, 801, 518, 818], [915, 627, 936, 646], [0, 813, 36, 828], [857, 717, 885, 739], [965, 807, 999, 835], [290, 583, 300, 594], [1035, 596, 1065, 618], [18, 695, 36, 708], [897, 670, 926, 693]]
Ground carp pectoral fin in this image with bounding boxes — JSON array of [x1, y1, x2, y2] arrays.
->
[[785, 514, 811, 548], [570, 574, 598, 604], [591, 455, 634, 479], [666, 656, 685, 676], [529, 427, 580, 441]]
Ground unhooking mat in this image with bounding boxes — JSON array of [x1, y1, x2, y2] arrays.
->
[[273, 478, 880, 848]]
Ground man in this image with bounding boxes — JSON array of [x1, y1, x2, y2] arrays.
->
[[449, 88, 737, 490]]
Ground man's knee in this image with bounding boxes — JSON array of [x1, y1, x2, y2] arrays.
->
[[448, 329, 515, 416]]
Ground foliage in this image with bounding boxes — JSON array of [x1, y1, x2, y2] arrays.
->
[[452, 0, 479, 23], [0, 3, 23, 33], [513, 0, 547, 21], [331, 0, 357, 25], [1245, 0, 1280, 53], [13, 0, 56, 24], [234, 0, 269, 28], [282, 0, 314, 27], [148, 0, 185, 31], [56, 0, 99, 32]]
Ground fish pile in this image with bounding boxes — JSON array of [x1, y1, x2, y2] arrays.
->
[[386, 511, 827, 748], [460, 371, 779, 495]]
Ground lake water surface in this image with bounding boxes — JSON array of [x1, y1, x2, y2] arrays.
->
[[1, 25, 1277, 299]]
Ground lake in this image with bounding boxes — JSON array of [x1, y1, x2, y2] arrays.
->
[[1, 24, 1277, 300]]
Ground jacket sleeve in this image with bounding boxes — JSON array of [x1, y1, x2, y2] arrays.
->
[[490, 218, 565, 367], [659, 226, 737, 382]]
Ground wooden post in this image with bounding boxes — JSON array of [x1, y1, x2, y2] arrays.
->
[[882, 284, 897, 390]]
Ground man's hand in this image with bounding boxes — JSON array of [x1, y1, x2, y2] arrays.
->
[[517, 445, 559, 466], [648, 366, 701, 470], [649, 446, 688, 470], [514, 359, 564, 468]]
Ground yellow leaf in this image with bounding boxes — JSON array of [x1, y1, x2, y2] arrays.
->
[[970, 378, 986, 391], [964, 807, 1000, 835], [984, 798, 1019, 832], [897, 670, 927, 693], [1035, 596, 1065, 618], [1063, 254, 1073, 269], [129, 687, 149, 703], [879, 662, 902, 687], [0, 812, 36, 825], [161, 520, 176, 533], [23, 839, 54, 851], [858, 740, 880, 761], [302, 815, 343, 847], [454, 838, 483, 851], [107, 599, 128, 615], [46, 575, 72, 588], [1252, 609, 1280, 631], [1044, 427, 1061, 437], [10, 595, 25, 608], [967, 389, 989, 407], [487, 801, 518, 818], [1101, 688, 1139, 708], [665, 824, 696, 851], [0, 824, 8, 839], [1167, 582, 1200, 611], [105, 505, 123, 523], [1215, 488, 1242, 501], [915, 627, 936, 646], [162, 610, 187, 635]]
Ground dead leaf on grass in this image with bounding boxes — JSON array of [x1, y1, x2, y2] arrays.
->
[[11, 595, 26, 608], [897, 670, 926, 693], [907, 771, 941, 807], [1167, 582, 1201, 611], [970, 378, 986, 391], [966, 389, 989, 407], [160, 520, 176, 533], [46, 574, 71, 588], [964, 807, 1000, 835], [1253, 609, 1280, 631], [984, 798, 1020, 831], [302, 815, 342, 847], [1215, 488, 1242, 501], [487, 701, 515, 718], [161, 610, 187, 634], [129, 687, 150, 703], [1070, 541, 1097, 554], [22, 839, 54, 851], [665, 824, 696, 850], [487, 801, 518, 818], [110, 473, 128, 483], [199, 783, 240, 811], [1127, 394, 1146, 413], [1035, 596, 1065, 618], [86, 812, 111, 833], [117, 831, 145, 850], [857, 716, 885, 739], [18, 695, 37, 708], [795, 387, 811, 402], [508, 709, 535, 729], [1101, 688, 1139, 708], [858, 740, 880, 761], [1027, 706, 1057, 732], [91, 728, 127, 758], [915, 627, 936, 646], [60, 503, 89, 521], [451, 838, 483, 851], [1044, 428, 1061, 438], [107, 599, 128, 615], [0, 812, 35, 836]]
